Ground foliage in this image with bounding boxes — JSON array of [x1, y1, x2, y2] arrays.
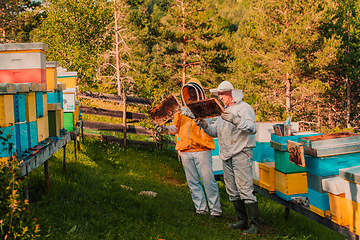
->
[[31, 0, 114, 91], [0, 0, 43, 43]]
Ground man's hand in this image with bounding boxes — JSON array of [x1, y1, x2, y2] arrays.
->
[[180, 106, 195, 119], [195, 119, 209, 130], [155, 124, 164, 133], [221, 111, 241, 126]]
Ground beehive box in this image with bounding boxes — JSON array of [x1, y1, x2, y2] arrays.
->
[[48, 110, 60, 137], [253, 161, 260, 186], [149, 94, 181, 126], [13, 94, 26, 123], [27, 121, 38, 148], [271, 132, 322, 151], [43, 93, 48, 117], [275, 170, 308, 201], [0, 43, 48, 86], [259, 162, 275, 193], [186, 98, 224, 119], [274, 149, 306, 174], [345, 198, 360, 235], [63, 112, 73, 132], [63, 93, 75, 112], [14, 122, 29, 154], [322, 176, 349, 226], [0, 125, 16, 157], [57, 71, 77, 89], [23, 92, 37, 122], [0, 94, 15, 127], [0, 83, 16, 93], [36, 115, 49, 142], [305, 152, 360, 177], [308, 188, 330, 216], [307, 172, 337, 193], [35, 91, 44, 118], [46, 61, 59, 91], [309, 204, 331, 218], [253, 142, 275, 163]]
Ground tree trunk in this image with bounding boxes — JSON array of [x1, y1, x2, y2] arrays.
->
[[114, 1, 121, 96], [123, 89, 127, 146], [285, 72, 291, 113]]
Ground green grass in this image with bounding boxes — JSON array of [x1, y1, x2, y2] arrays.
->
[[27, 137, 346, 239]]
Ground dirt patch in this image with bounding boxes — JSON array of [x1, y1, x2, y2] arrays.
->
[[165, 177, 184, 186]]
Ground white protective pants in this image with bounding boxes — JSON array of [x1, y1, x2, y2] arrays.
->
[[222, 149, 257, 204], [180, 150, 222, 216]]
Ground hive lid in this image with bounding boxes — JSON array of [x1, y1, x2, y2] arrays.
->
[[13, 83, 29, 93], [57, 71, 78, 77], [339, 166, 360, 184], [322, 176, 346, 195], [0, 83, 16, 94], [300, 132, 360, 157], [186, 98, 224, 119], [148, 94, 181, 126], [46, 61, 60, 68], [0, 42, 48, 52]]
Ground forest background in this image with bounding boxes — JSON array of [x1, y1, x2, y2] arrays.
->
[[2, 0, 360, 131]]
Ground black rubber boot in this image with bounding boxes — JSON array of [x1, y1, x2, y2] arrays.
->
[[243, 202, 260, 235], [228, 200, 248, 229]]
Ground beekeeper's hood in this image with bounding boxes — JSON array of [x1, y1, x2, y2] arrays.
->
[[181, 78, 206, 106], [210, 81, 244, 103]]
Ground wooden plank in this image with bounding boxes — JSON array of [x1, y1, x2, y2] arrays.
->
[[82, 120, 153, 136], [80, 106, 147, 121], [78, 91, 152, 106], [254, 185, 359, 240]]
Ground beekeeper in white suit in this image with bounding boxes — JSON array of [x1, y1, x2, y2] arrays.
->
[[183, 81, 259, 234]]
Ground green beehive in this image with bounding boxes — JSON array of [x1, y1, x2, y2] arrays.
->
[[63, 112, 73, 132], [274, 149, 306, 174]]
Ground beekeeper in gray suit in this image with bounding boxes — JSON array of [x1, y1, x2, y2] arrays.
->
[[183, 81, 259, 234]]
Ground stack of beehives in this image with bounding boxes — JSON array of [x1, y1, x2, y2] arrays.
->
[[0, 43, 50, 158], [56, 70, 81, 132]]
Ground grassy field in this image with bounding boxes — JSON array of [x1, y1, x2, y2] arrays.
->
[[27, 136, 346, 240]]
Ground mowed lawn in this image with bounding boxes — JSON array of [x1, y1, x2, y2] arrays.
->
[[27, 136, 346, 239]]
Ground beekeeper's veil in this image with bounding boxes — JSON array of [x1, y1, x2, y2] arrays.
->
[[210, 81, 244, 103], [181, 78, 206, 106]]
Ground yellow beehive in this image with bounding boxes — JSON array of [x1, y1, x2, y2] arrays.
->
[[57, 71, 77, 89], [328, 193, 350, 226], [58, 109, 64, 129], [24, 92, 36, 122], [346, 198, 360, 235], [309, 205, 331, 218], [36, 115, 49, 142], [275, 170, 308, 195], [46, 61, 59, 91], [259, 162, 275, 193], [0, 95, 15, 127], [43, 93, 48, 117]]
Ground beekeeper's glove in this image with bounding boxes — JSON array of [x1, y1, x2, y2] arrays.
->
[[180, 106, 195, 119], [195, 119, 209, 130], [221, 111, 241, 126], [155, 124, 164, 133]]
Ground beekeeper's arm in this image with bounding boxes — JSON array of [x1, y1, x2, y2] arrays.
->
[[180, 106, 218, 137], [221, 109, 256, 134]]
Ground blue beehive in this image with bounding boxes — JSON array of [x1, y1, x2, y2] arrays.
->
[[14, 122, 29, 154], [47, 91, 63, 109], [13, 94, 26, 123], [305, 152, 360, 177], [35, 91, 44, 118], [0, 125, 16, 157], [308, 188, 330, 213], [27, 121, 38, 148], [253, 142, 275, 163]]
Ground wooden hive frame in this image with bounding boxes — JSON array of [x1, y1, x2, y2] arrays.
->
[[148, 93, 181, 126], [186, 98, 224, 119]]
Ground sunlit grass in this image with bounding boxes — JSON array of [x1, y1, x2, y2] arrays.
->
[[26, 137, 346, 240]]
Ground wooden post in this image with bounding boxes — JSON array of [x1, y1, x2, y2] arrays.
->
[[63, 144, 66, 173], [81, 122, 84, 143], [123, 89, 127, 146], [74, 138, 77, 162], [44, 160, 49, 191], [77, 135, 81, 151]]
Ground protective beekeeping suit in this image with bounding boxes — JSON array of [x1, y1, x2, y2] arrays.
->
[[183, 81, 259, 234], [157, 78, 222, 218]]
